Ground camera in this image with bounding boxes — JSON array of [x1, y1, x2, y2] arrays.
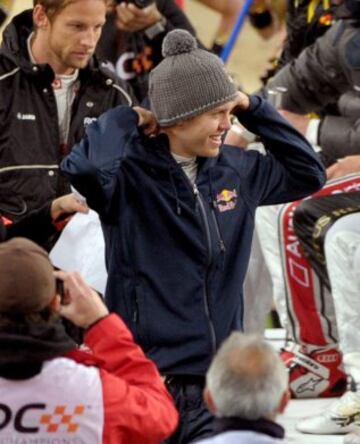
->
[[115, 0, 155, 8], [56, 277, 65, 303]]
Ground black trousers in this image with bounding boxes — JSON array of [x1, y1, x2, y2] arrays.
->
[[163, 375, 215, 444]]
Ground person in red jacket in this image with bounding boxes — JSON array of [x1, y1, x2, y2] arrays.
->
[[0, 238, 178, 443]]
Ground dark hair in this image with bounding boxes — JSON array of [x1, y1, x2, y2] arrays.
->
[[0, 307, 58, 328], [33, 0, 107, 21]]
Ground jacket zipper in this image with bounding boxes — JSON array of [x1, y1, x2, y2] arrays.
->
[[193, 183, 217, 354], [133, 294, 139, 324], [210, 200, 226, 254], [210, 205, 226, 270], [168, 155, 218, 353]]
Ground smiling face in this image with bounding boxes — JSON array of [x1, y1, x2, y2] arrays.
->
[[32, 0, 106, 75], [164, 100, 237, 159]]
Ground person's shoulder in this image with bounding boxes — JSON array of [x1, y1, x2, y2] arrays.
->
[[97, 61, 120, 81], [0, 55, 18, 78], [327, 19, 354, 45], [195, 430, 286, 443], [344, 22, 360, 69], [79, 60, 134, 106], [220, 145, 258, 162], [218, 145, 266, 179], [43, 357, 100, 378]]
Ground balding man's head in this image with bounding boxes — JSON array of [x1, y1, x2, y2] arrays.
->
[[205, 332, 289, 420]]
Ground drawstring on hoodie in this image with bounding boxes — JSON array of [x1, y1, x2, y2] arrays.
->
[[0, 200, 27, 217], [168, 166, 182, 216], [208, 170, 226, 270]]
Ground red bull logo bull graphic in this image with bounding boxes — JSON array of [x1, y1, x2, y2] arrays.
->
[[216, 189, 238, 212]]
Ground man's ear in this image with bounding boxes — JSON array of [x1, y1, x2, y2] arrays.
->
[[277, 389, 290, 415], [33, 4, 50, 30], [203, 387, 217, 414], [49, 294, 61, 313], [175, 121, 186, 128]]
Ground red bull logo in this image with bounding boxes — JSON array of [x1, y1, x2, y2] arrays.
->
[[216, 189, 238, 212], [319, 12, 334, 27]]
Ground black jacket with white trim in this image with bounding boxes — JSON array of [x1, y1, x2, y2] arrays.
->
[[0, 10, 134, 221]]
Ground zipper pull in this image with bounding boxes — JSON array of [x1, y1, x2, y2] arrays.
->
[[133, 293, 139, 323], [193, 184, 199, 196], [133, 310, 138, 323]]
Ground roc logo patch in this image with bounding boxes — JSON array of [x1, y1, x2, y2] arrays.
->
[[40, 405, 85, 433], [216, 189, 238, 212], [0, 403, 86, 434]]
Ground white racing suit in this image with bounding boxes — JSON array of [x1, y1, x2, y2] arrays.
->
[[325, 212, 360, 359], [294, 212, 360, 437], [257, 174, 360, 397], [258, 174, 360, 346]]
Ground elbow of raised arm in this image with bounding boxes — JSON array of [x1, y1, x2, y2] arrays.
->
[[307, 163, 327, 194]]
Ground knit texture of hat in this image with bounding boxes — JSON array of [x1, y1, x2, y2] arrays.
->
[[149, 29, 238, 127], [0, 238, 55, 314]]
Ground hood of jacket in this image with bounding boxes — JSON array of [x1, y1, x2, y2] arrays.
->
[[1, 9, 37, 72], [0, 318, 75, 379]]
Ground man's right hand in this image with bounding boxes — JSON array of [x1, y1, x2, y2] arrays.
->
[[115, 2, 162, 32], [278, 109, 310, 136], [327, 155, 360, 180], [233, 91, 250, 111], [54, 271, 109, 329]]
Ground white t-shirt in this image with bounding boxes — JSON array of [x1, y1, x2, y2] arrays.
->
[[172, 152, 197, 185], [52, 71, 79, 144], [0, 357, 104, 443], [27, 34, 79, 145]]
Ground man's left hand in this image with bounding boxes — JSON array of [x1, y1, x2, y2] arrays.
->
[[115, 2, 162, 32], [51, 193, 89, 223], [133, 106, 158, 135], [327, 155, 360, 180]]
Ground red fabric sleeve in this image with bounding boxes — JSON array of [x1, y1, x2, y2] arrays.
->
[[84, 314, 178, 444]]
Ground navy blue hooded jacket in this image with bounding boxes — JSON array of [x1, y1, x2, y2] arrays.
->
[[61, 95, 326, 376]]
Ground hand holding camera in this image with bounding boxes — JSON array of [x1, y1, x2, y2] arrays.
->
[[116, 0, 155, 8], [54, 270, 109, 329], [114, 0, 163, 33]]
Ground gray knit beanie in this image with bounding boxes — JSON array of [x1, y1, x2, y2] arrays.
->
[[149, 29, 238, 127]]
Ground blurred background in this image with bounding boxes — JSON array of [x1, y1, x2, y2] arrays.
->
[[1, 0, 282, 92]]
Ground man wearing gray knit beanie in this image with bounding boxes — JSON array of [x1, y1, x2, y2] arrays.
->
[[149, 29, 239, 127], [62, 29, 326, 443]]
